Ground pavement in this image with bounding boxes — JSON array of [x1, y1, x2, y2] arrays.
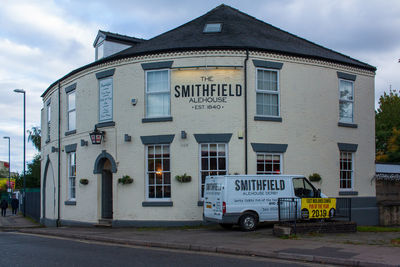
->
[[1, 210, 399, 267]]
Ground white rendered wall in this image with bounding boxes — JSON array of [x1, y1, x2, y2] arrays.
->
[[41, 51, 375, 224]]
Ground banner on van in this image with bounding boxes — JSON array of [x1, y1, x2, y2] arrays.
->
[[301, 198, 336, 219]]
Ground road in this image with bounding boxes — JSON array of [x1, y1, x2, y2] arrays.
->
[[0, 232, 323, 267]]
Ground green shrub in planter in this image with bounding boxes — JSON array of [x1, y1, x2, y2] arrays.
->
[[79, 178, 89, 185], [175, 173, 192, 183], [309, 173, 322, 182], [118, 175, 133, 184]]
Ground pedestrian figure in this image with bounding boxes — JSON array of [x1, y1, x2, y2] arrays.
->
[[1, 199, 8, 217], [11, 194, 19, 215]]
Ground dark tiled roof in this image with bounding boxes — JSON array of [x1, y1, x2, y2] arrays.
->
[[94, 30, 146, 46], [111, 4, 375, 71], [42, 4, 375, 97]]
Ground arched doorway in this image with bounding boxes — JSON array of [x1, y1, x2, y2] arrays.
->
[[42, 157, 56, 224], [93, 150, 117, 220], [101, 160, 113, 219]]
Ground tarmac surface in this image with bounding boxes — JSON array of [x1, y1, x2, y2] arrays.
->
[[1, 209, 399, 267]]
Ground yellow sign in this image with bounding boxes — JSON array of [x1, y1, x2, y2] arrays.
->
[[0, 178, 16, 190], [301, 198, 336, 219]]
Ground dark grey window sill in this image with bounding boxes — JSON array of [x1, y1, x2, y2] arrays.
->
[[142, 117, 173, 123], [64, 200, 76, 206], [339, 191, 358, 196], [338, 122, 358, 128], [142, 201, 173, 207], [96, 121, 116, 128], [197, 201, 204, 207], [254, 116, 282, 122], [65, 130, 76, 136]]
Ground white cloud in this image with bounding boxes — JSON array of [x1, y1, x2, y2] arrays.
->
[[1, 0, 400, 172]]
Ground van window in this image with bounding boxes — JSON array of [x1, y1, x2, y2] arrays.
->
[[293, 178, 316, 198]]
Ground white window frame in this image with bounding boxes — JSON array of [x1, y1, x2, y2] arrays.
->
[[339, 151, 354, 190], [68, 152, 76, 201], [198, 143, 228, 200], [46, 103, 51, 141], [145, 69, 171, 118], [67, 91, 76, 131], [338, 79, 354, 123], [145, 144, 171, 201], [256, 68, 280, 117], [256, 153, 283, 175], [96, 41, 104, 60]]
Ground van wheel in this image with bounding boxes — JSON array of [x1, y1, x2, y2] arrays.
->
[[239, 213, 258, 231], [219, 223, 233, 229]]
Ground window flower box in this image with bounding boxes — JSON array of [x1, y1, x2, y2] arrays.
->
[[175, 173, 192, 183], [79, 178, 89, 185], [118, 175, 133, 185]]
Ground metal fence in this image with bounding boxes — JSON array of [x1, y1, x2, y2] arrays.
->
[[278, 197, 299, 233], [21, 191, 40, 222], [334, 198, 352, 221], [278, 197, 352, 224]]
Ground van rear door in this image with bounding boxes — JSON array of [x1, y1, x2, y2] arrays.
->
[[203, 176, 224, 222]]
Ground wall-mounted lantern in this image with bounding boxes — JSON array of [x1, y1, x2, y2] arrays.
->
[[89, 126, 105, 145]]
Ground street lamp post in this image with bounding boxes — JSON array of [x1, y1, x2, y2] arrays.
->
[[14, 89, 26, 217], [3, 137, 10, 194]]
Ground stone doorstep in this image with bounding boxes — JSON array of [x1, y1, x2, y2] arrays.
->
[[94, 219, 112, 228]]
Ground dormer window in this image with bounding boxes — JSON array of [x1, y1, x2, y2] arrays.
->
[[203, 23, 222, 33], [96, 42, 104, 60]]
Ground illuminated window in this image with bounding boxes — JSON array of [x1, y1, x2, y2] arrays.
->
[[145, 70, 170, 118], [68, 152, 76, 200], [256, 153, 282, 174], [199, 143, 227, 198], [146, 145, 171, 199], [203, 23, 222, 33], [256, 68, 279, 116]]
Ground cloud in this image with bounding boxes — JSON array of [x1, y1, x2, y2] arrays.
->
[[0, 0, 99, 172], [1, 0, 400, 172]]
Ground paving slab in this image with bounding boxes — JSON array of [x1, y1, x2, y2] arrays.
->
[[0, 209, 40, 229]]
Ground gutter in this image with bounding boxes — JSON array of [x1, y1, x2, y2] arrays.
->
[[244, 50, 249, 174], [41, 47, 376, 98], [57, 82, 61, 227]]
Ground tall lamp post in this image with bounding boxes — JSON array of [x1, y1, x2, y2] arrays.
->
[[3, 137, 10, 194], [14, 89, 26, 217]]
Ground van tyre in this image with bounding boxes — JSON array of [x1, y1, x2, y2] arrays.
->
[[239, 213, 258, 231], [219, 223, 233, 229]]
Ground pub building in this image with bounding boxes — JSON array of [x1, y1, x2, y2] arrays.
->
[[41, 5, 378, 227]]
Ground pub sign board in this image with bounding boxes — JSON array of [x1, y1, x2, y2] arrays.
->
[[172, 69, 243, 111]]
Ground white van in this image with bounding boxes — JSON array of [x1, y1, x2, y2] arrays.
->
[[203, 175, 322, 231]]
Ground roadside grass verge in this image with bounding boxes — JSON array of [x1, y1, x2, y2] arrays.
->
[[391, 238, 400, 245], [357, 226, 400, 232]]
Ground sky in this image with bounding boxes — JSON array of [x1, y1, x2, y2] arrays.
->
[[0, 0, 399, 174]]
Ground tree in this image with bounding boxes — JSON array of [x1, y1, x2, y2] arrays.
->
[[0, 166, 8, 177], [376, 89, 400, 162], [16, 154, 41, 188], [15, 126, 42, 189], [27, 126, 41, 152]]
